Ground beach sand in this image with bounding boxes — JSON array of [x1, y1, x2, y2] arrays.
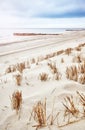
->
[[0, 30, 85, 130]]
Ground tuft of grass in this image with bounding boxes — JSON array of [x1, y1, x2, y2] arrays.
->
[[57, 95, 80, 127], [61, 58, 64, 63], [48, 61, 61, 80], [30, 58, 36, 64], [66, 63, 85, 84], [54, 72, 61, 80], [39, 73, 48, 81], [25, 60, 30, 68], [78, 74, 85, 84], [31, 99, 46, 129], [78, 43, 85, 48], [5, 65, 16, 73], [64, 48, 72, 55], [48, 61, 58, 74], [77, 91, 85, 115], [15, 74, 22, 86], [11, 90, 22, 114], [75, 47, 81, 51], [5, 62, 26, 74], [37, 56, 44, 62], [16, 62, 25, 73], [72, 55, 82, 63], [78, 62, 85, 74], [62, 96, 79, 117], [66, 65, 78, 81], [57, 50, 64, 55]]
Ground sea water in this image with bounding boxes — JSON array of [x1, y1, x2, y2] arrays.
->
[[0, 28, 84, 43], [0, 28, 66, 38]]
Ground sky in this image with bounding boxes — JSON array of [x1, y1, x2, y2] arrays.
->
[[0, 0, 85, 28]]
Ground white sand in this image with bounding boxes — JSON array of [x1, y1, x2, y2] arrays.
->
[[0, 30, 85, 130]]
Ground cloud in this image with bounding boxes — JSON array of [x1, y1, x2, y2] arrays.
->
[[33, 0, 85, 18], [0, 0, 85, 18], [0, 0, 85, 28]]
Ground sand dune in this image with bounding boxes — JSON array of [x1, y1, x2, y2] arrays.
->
[[0, 30, 85, 130]]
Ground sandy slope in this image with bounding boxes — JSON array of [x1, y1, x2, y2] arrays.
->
[[0, 30, 85, 130], [0, 31, 85, 60]]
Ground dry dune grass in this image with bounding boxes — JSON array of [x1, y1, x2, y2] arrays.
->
[[78, 74, 85, 84], [66, 61, 85, 84], [15, 74, 22, 86], [37, 56, 44, 62], [48, 61, 61, 80], [30, 58, 36, 64], [3, 42, 85, 89], [54, 72, 61, 80], [5, 60, 31, 74], [30, 99, 46, 129], [78, 43, 85, 48], [30, 98, 58, 129], [57, 92, 85, 127], [64, 48, 72, 55], [39, 73, 48, 81], [78, 62, 85, 74], [75, 46, 81, 51], [4, 42, 85, 75], [61, 58, 64, 63], [9, 90, 85, 129], [16, 62, 25, 73], [29, 92, 85, 128], [78, 63, 85, 84], [37, 43, 85, 62], [36, 43, 85, 62], [5, 62, 25, 74], [72, 53, 85, 63], [54, 72, 62, 80], [57, 50, 64, 55], [11, 90, 22, 114], [44, 54, 53, 60], [62, 96, 79, 119], [72, 54, 82, 63], [66, 65, 78, 81], [1, 38, 85, 130], [5, 65, 16, 73], [77, 91, 85, 115], [48, 61, 58, 74], [25, 60, 30, 68]]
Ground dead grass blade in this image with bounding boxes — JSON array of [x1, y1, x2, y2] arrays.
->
[[62, 96, 79, 117]]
